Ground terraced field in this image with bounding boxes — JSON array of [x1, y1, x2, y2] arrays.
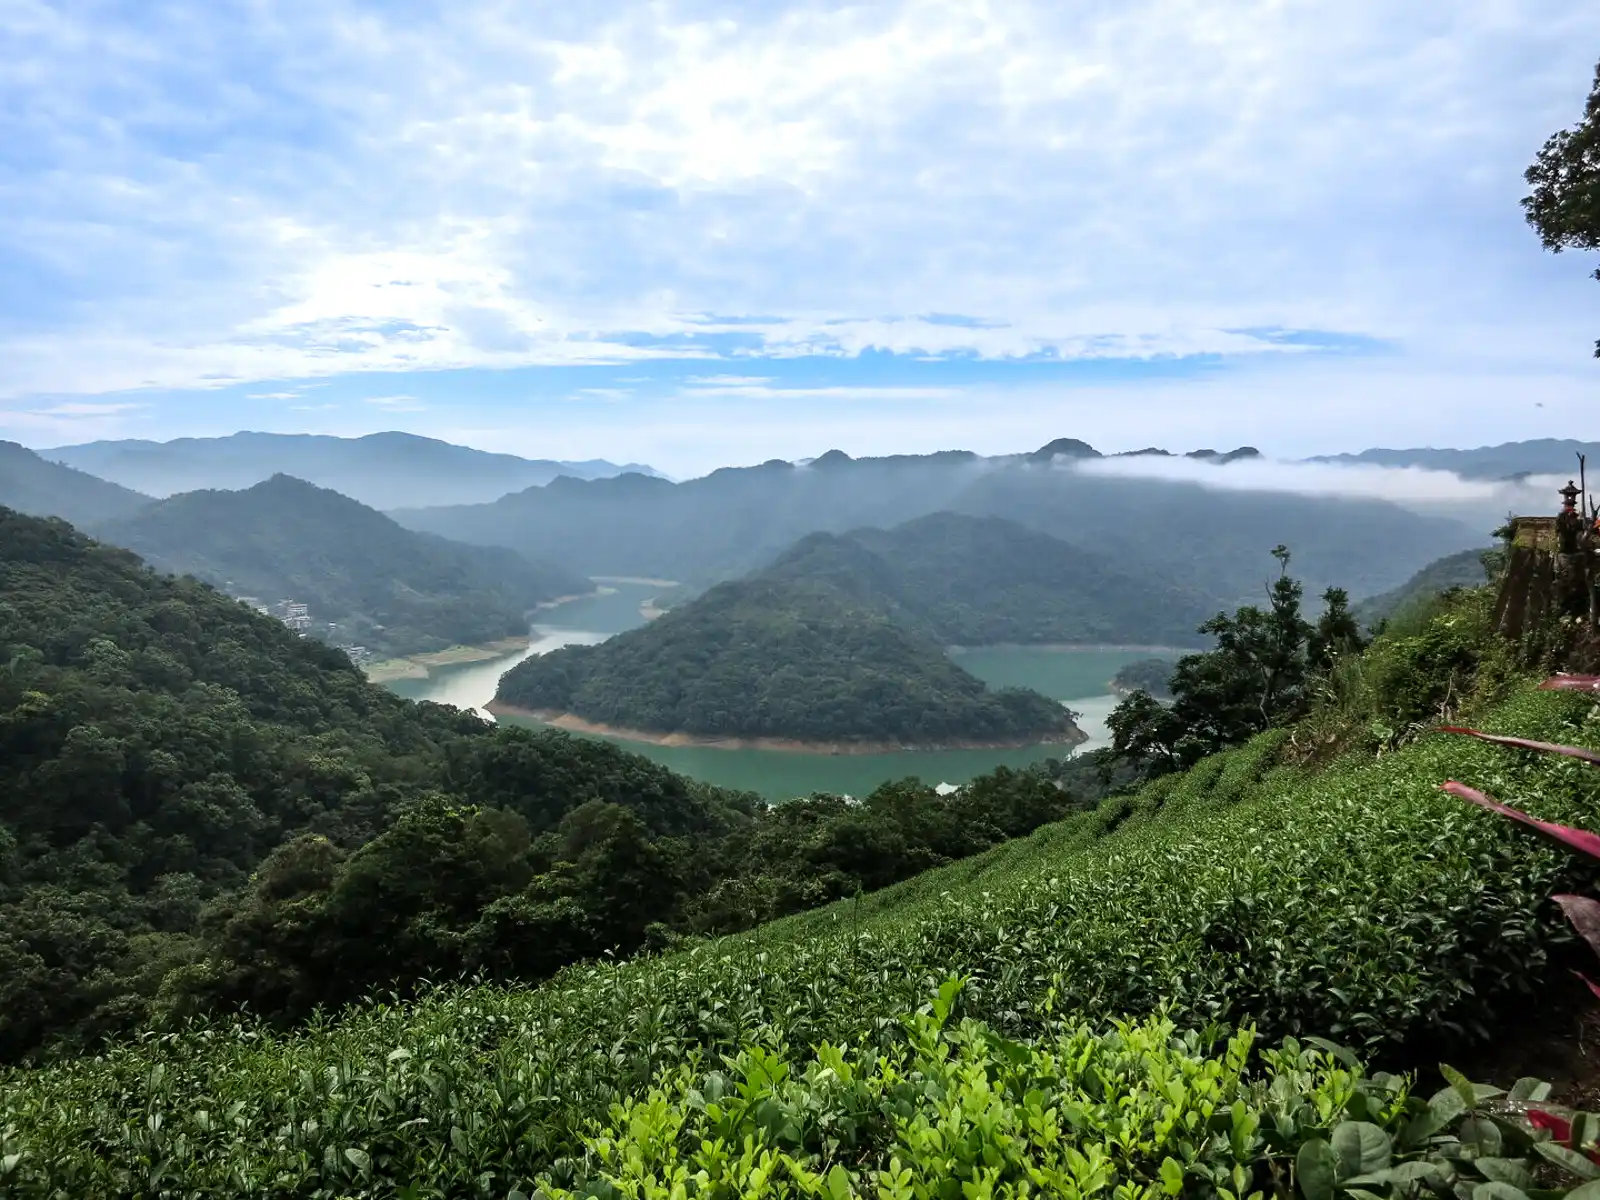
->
[[5, 682, 1600, 1195]]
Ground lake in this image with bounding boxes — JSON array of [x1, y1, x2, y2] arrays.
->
[[382, 582, 1167, 800]]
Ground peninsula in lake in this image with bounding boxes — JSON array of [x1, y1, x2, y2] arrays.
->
[[492, 512, 1212, 750]]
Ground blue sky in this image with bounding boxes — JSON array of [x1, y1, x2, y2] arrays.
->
[[2, 0, 1599, 477]]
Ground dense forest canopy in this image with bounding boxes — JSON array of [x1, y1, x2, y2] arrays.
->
[[1109, 656, 1177, 699], [496, 571, 1079, 745], [393, 439, 1482, 601], [95, 474, 591, 658], [0, 506, 1102, 1062], [764, 512, 1213, 646]]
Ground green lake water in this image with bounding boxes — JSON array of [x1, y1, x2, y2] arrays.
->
[[382, 583, 1168, 801]]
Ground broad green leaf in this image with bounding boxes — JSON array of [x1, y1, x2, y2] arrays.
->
[[1563, 1182, 1600, 1200], [343, 1148, 371, 1173], [1159, 1157, 1185, 1196], [1471, 1183, 1531, 1200], [1441, 1064, 1478, 1112], [1474, 1159, 1535, 1190], [1429, 1085, 1470, 1126], [1460, 1116, 1504, 1157], [1297, 1139, 1338, 1200], [1332, 1122, 1392, 1177], [1508, 1079, 1553, 1104]]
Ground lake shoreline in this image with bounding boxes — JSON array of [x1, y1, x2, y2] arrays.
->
[[484, 701, 1090, 756], [533, 588, 603, 612]]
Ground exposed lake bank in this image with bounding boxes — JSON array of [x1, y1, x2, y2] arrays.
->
[[483, 701, 1088, 755], [364, 636, 532, 683]]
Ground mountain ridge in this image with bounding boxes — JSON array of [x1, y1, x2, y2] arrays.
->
[[95, 473, 590, 658], [395, 441, 1483, 603], [0, 440, 153, 528], [43, 430, 665, 509]]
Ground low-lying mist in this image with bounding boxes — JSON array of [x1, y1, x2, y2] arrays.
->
[[1071, 454, 1564, 534]]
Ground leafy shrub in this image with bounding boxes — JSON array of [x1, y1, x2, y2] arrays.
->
[[550, 985, 1600, 1200], [8, 683, 1600, 1192], [9, 982, 1600, 1198]]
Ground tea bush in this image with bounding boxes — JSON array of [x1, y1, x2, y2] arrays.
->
[[5, 683, 1600, 1194], [549, 983, 1600, 1200]]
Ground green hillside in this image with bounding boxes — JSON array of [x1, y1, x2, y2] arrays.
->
[[0, 506, 1106, 1068], [8, 582, 1600, 1194], [1352, 547, 1496, 630], [96, 474, 592, 658], [0, 440, 151, 527], [495, 573, 1080, 746], [766, 512, 1214, 646]]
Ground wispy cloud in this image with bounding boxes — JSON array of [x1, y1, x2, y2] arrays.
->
[[25, 402, 145, 418], [365, 394, 427, 412]]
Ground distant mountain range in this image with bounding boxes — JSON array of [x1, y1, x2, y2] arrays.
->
[[0, 440, 152, 528], [42, 431, 665, 509], [97, 475, 591, 659], [494, 514, 1095, 748], [397, 437, 1484, 606], [1307, 439, 1600, 481]]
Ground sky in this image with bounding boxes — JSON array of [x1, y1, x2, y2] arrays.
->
[[2, 0, 1599, 479]]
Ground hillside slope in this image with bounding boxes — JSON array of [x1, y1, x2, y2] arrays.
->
[[767, 511, 1215, 645], [0, 440, 151, 527], [47, 430, 661, 509], [496, 573, 1081, 747], [11, 631, 1598, 1193], [1352, 547, 1496, 629], [0, 504, 767, 1059], [96, 474, 590, 657]]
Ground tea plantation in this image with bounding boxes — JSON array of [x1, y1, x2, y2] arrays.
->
[[5, 680, 1600, 1196]]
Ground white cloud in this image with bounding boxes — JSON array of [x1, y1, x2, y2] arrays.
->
[[1074, 454, 1512, 505], [0, 0, 1596, 449]]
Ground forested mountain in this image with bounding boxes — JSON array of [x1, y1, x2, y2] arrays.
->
[[0, 440, 152, 527], [0, 506, 1100, 1062], [495, 573, 1080, 747], [95, 475, 591, 658], [45, 431, 662, 509], [1351, 547, 1497, 629], [1309, 438, 1600, 480], [766, 512, 1215, 645], [394, 441, 1482, 604]]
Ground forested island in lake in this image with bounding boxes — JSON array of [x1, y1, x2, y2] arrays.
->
[[492, 512, 1212, 750]]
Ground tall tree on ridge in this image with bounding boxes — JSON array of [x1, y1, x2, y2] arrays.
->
[[1523, 58, 1600, 356]]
